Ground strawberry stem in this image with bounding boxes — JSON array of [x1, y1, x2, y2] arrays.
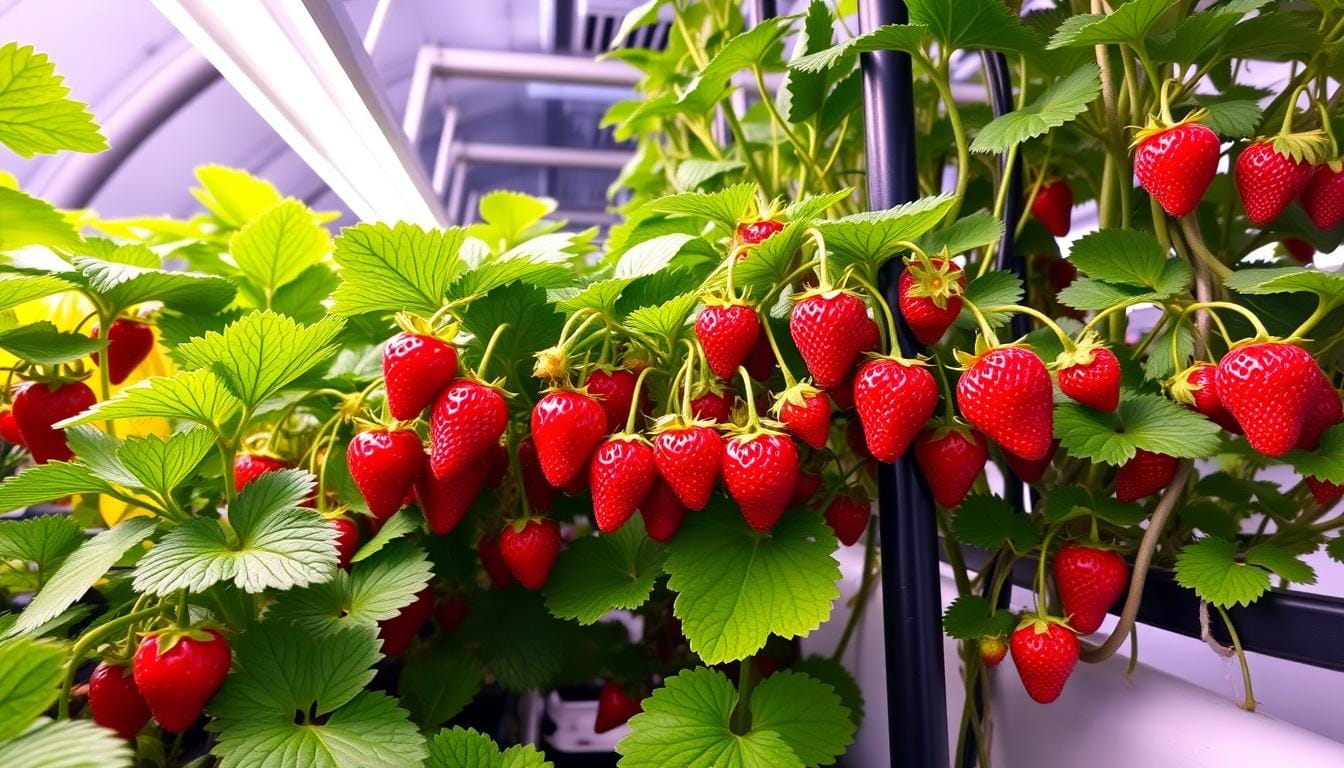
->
[[960, 300, 1000, 347], [984, 304, 1074, 351], [805, 227, 832, 290], [1183, 301, 1270, 341], [677, 339, 697, 422], [844, 271, 900, 358], [759, 314, 797, 389], [624, 367, 654, 435], [1213, 603, 1256, 711], [1286, 295, 1339, 342], [736, 366, 761, 431], [1034, 525, 1060, 615], [1279, 83, 1310, 136], [725, 248, 739, 303], [476, 324, 513, 382], [931, 352, 958, 422]]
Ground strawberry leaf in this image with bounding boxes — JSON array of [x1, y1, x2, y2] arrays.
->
[[0, 274, 75, 312], [0, 516, 82, 576], [1283, 425, 1344, 484], [1326, 536, 1344, 564], [1043, 486, 1093, 524], [544, 515, 667, 625], [782, 0, 838, 122], [459, 281, 564, 388], [1147, 0, 1266, 64], [644, 182, 757, 231], [624, 291, 699, 350], [956, 270, 1025, 330], [1055, 393, 1221, 465], [191, 165, 285, 229], [0, 321, 103, 365], [1048, 0, 1174, 50], [614, 233, 701, 279], [463, 588, 566, 691], [952, 495, 1039, 552], [916, 211, 1000, 256], [1225, 266, 1344, 305], [1067, 228, 1190, 294], [468, 191, 558, 252], [0, 42, 106, 157], [230, 199, 331, 298], [971, 64, 1100, 154], [0, 718, 133, 767], [398, 636, 483, 731], [792, 655, 866, 730], [268, 539, 433, 636], [114, 428, 215, 499], [1196, 98, 1262, 139], [790, 23, 929, 74], [675, 159, 746, 191], [350, 507, 422, 564], [425, 726, 553, 768], [1174, 537, 1271, 608], [330, 222, 466, 316], [0, 637, 64, 737], [57, 369, 242, 430], [909, 0, 1038, 53], [1244, 543, 1316, 585], [73, 241, 237, 314], [941, 595, 1017, 640], [816, 194, 955, 278], [1142, 324, 1193, 381], [0, 461, 116, 514], [750, 670, 856, 766]]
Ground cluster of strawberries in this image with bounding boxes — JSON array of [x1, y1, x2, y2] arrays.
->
[[87, 629, 231, 741]]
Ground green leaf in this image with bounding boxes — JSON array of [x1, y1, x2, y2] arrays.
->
[[1048, 0, 1174, 49], [133, 470, 336, 595], [1068, 229, 1190, 294], [267, 539, 433, 636], [459, 281, 564, 385], [1043, 485, 1092, 524], [750, 670, 856, 766], [1148, 0, 1267, 64], [917, 211, 1000, 256], [465, 588, 565, 691], [0, 461, 115, 514], [7, 517, 156, 638], [615, 233, 700, 279], [663, 17, 795, 116], [449, 257, 571, 298], [1058, 279, 1169, 311], [1225, 266, 1344, 303], [210, 622, 426, 768], [816, 195, 956, 276], [644, 183, 756, 231], [0, 638, 64, 738], [785, 190, 852, 225], [398, 637, 483, 730], [727, 219, 813, 297], [790, 23, 929, 74], [230, 199, 330, 297], [665, 506, 840, 664], [271, 263, 341, 323], [1326, 535, 1344, 564], [192, 165, 285, 229], [624, 291, 699, 348], [782, 1, 836, 123], [58, 369, 242, 429], [72, 243, 237, 313], [0, 322, 102, 365], [610, 0, 665, 48], [1142, 324, 1192, 381], [617, 667, 803, 768], [468, 191, 556, 250], [424, 727, 555, 768], [0, 42, 106, 157], [953, 494, 1039, 551], [330, 223, 466, 316], [1198, 99, 1262, 139], [0, 718, 133, 768], [115, 428, 215, 498], [1244, 543, 1315, 585], [1222, 11, 1322, 61], [1174, 537, 1271, 608], [351, 507, 422, 564], [63, 427, 138, 490], [1055, 394, 1223, 465], [0, 274, 74, 312], [545, 515, 667, 624], [0, 516, 82, 572], [791, 655, 865, 731], [1093, 498, 1148, 527], [941, 595, 1017, 640], [908, 0, 1039, 53], [0, 187, 82, 251], [555, 278, 637, 315], [972, 64, 1100, 154], [676, 159, 747, 192], [1284, 426, 1344, 484], [173, 311, 344, 408], [956, 270, 1025, 330]]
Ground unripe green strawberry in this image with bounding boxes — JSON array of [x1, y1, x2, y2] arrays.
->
[[979, 635, 1008, 667], [1053, 544, 1128, 634], [1010, 617, 1078, 704]]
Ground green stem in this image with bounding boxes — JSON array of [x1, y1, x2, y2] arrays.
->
[[982, 304, 1074, 351], [1035, 525, 1060, 612], [847, 272, 899, 357], [94, 310, 117, 438], [1286, 296, 1339, 342], [1214, 604, 1256, 711], [752, 66, 829, 184], [723, 104, 768, 193], [59, 605, 166, 718], [931, 57, 971, 224], [759, 315, 797, 389], [731, 656, 759, 733], [623, 367, 654, 435], [476, 324, 512, 381]]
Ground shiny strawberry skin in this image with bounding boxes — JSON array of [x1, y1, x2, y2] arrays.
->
[[1053, 545, 1128, 634], [383, 331, 457, 420], [12, 381, 96, 463], [913, 428, 988, 508], [416, 459, 485, 535], [132, 629, 231, 732], [1115, 449, 1177, 502], [1004, 443, 1057, 484], [91, 318, 155, 385], [1134, 123, 1221, 217], [1296, 372, 1342, 451], [737, 219, 784, 245], [956, 347, 1054, 461], [823, 495, 870, 546], [499, 518, 562, 590], [518, 436, 558, 512], [435, 593, 469, 633], [1236, 141, 1315, 225], [778, 390, 831, 450], [591, 437, 658, 533], [431, 380, 509, 479], [1215, 342, 1319, 457], [378, 588, 433, 656], [477, 533, 514, 588], [652, 426, 721, 511], [531, 389, 608, 487], [1302, 164, 1344, 230], [587, 369, 647, 433], [1010, 621, 1079, 704], [897, 260, 965, 348], [331, 517, 359, 568], [233, 453, 292, 493], [594, 679, 643, 733], [979, 636, 1008, 667], [852, 357, 939, 463], [695, 303, 761, 381], [690, 390, 734, 423], [1057, 347, 1121, 412], [1181, 362, 1241, 433], [790, 291, 870, 388], [1030, 180, 1073, 237], [0, 408, 23, 446], [348, 429, 425, 519], [639, 480, 689, 543], [1306, 475, 1343, 505], [721, 433, 799, 532], [89, 661, 152, 740]]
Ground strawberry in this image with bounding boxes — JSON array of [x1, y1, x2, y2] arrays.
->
[[1282, 238, 1315, 264], [482, 439, 508, 488], [1216, 341, 1320, 457], [1302, 163, 1344, 230], [790, 289, 870, 388], [1055, 340, 1121, 412], [88, 661, 152, 740], [773, 383, 831, 450], [331, 517, 359, 568], [383, 326, 458, 421], [913, 426, 988, 508], [737, 219, 784, 246], [561, 471, 589, 496], [1305, 475, 1343, 505], [695, 301, 761, 381], [378, 588, 433, 656], [823, 494, 869, 546], [956, 346, 1053, 461], [721, 431, 799, 531], [0, 407, 23, 446], [1010, 618, 1078, 704], [1114, 449, 1177, 502], [531, 389, 608, 487], [591, 435, 658, 533], [499, 518, 562, 590], [90, 318, 155, 385], [791, 471, 822, 507], [1133, 120, 1221, 217], [1170, 362, 1240, 433], [435, 593, 469, 633], [640, 480, 689, 542], [852, 357, 939, 462], [744, 333, 776, 382], [845, 417, 872, 460], [897, 256, 965, 347], [1004, 442, 1057, 483], [416, 459, 485, 535], [132, 628, 231, 732], [12, 380, 96, 463], [1030, 179, 1073, 237], [690, 387, 734, 423], [1236, 140, 1315, 225], [233, 452, 291, 493], [979, 636, 1008, 667], [519, 436, 558, 513], [652, 424, 721, 511], [1053, 545, 1128, 634], [594, 680, 643, 733], [1296, 372, 1342, 451], [587, 368, 647, 433], [477, 533, 514, 588], [348, 428, 424, 519], [430, 380, 509, 479]]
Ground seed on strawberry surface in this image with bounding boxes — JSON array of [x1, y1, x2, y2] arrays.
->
[[1053, 545, 1128, 634], [914, 426, 988, 508], [652, 423, 721, 511], [590, 435, 658, 533], [897, 255, 965, 347], [1302, 163, 1344, 230], [956, 346, 1054, 461], [531, 388, 607, 487], [12, 380, 96, 463], [1235, 139, 1316, 225], [348, 428, 425, 519], [1215, 341, 1320, 457], [133, 628, 231, 732], [790, 289, 871, 389], [1133, 120, 1221, 217], [430, 379, 509, 479], [695, 301, 760, 381], [1010, 617, 1079, 704], [1056, 341, 1121, 412], [383, 325, 457, 420], [499, 518, 562, 590], [721, 432, 798, 532], [852, 357, 939, 462], [1115, 449, 1177, 502]]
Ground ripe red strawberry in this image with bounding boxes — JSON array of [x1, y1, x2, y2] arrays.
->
[[499, 518, 562, 590], [435, 593, 468, 633], [1114, 449, 1177, 502], [737, 219, 784, 246], [531, 389, 608, 487], [956, 346, 1053, 461], [132, 628, 231, 732], [639, 480, 688, 542], [695, 301, 761, 381], [88, 661, 151, 740], [791, 471, 822, 506], [1030, 179, 1073, 236], [1216, 341, 1319, 457], [0, 407, 23, 446], [823, 494, 870, 545], [348, 428, 424, 519], [774, 383, 831, 450], [721, 432, 799, 531], [690, 388, 734, 423], [1005, 442, 1057, 483], [416, 459, 485, 535], [383, 329, 457, 420], [431, 380, 509, 479], [852, 357, 939, 462], [1171, 362, 1240, 433], [1305, 475, 1343, 505], [1236, 140, 1315, 225], [561, 471, 589, 496], [1302, 163, 1344, 230], [1056, 342, 1121, 412], [979, 636, 1008, 667], [1133, 121, 1221, 217], [378, 588, 433, 656], [1296, 373, 1342, 451], [331, 517, 359, 568], [587, 368, 647, 433], [590, 436, 658, 533], [477, 533, 514, 588], [1282, 238, 1315, 264], [233, 452, 291, 493], [482, 440, 508, 488], [744, 333, 776, 382], [1052, 545, 1128, 634], [1010, 618, 1078, 704], [790, 290, 870, 388], [519, 436, 558, 513], [913, 427, 988, 508], [652, 424, 721, 510], [898, 257, 965, 347], [90, 318, 155, 385], [594, 680, 643, 733], [12, 380, 96, 463]]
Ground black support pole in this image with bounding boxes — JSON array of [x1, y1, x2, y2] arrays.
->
[[857, 2, 950, 766]]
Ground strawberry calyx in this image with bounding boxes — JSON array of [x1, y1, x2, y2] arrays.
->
[[143, 624, 223, 656], [951, 336, 1026, 370], [1166, 363, 1209, 406], [1257, 130, 1330, 166], [770, 381, 823, 412], [919, 418, 975, 444], [722, 367, 787, 439], [1129, 106, 1209, 148], [1014, 613, 1074, 635], [901, 248, 964, 310], [394, 311, 458, 343], [1052, 331, 1104, 370]]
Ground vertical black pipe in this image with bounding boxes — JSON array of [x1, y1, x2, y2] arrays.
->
[[857, 2, 950, 767]]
